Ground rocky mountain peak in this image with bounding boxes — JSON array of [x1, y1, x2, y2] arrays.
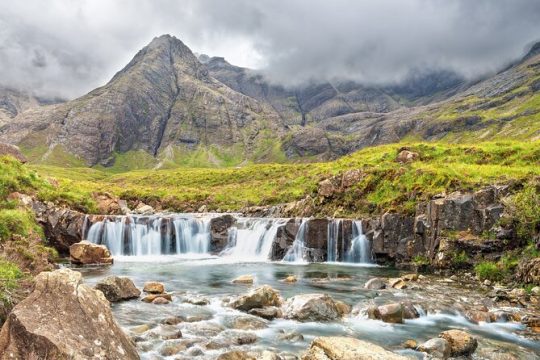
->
[[523, 40, 540, 61]]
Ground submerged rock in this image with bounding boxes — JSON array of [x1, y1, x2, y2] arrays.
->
[[217, 350, 256, 360], [229, 285, 282, 311], [283, 275, 298, 283], [248, 306, 283, 320], [226, 315, 268, 330], [142, 293, 173, 303], [95, 276, 140, 302], [364, 277, 386, 290], [69, 240, 113, 265], [284, 293, 347, 322], [439, 329, 478, 357], [232, 274, 254, 284], [0, 268, 138, 359], [418, 338, 451, 359], [301, 336, 407, 360]]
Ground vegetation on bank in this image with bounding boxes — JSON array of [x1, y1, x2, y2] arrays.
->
[[30, 141, 540, 217]]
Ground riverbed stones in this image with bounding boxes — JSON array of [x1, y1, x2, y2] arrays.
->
[[229, 285, 282, 311], [0, 268, 139, 359], [278, 330, 304, 342], [364, 277, 386, 289], [284, 293, 346, 322], [418, 338, 451, 359], [439, 329, 478, 356], [283, 275, 297, 283], [376, 303, 404, 324], [69, 240, 113, 265], [95, 276, 140, 302], [227, 315, 268, 330], [248, 306, 283, 320], [152, 297, 170, 305], [217, 351, 256, 360], [143, 281, 165, 294], [206, 330, 258, 349], [232, 274, 254, 284], [153, 324, 182, 340], [388, 277, 407, 289], [142, 293, 173, 303], [302, 336, 407, 360]]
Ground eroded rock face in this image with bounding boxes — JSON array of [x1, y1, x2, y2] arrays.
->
[[284, 294, 346, 322], [0, 269, 139, 359], [517, 258, 540, 286], [210, 214, 237, 253], [95, 276, 141, 302], [301, 336, 407, 360], [69, 240, 113, 265]]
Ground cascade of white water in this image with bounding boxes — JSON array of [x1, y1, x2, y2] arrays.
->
[[327, 219, 341, 262], [221, 219, 287, 261], [345, 220, 372, 263], [173, 218, 211, 254], [282, 219, 308, 263], [102, 217, 126, 255]]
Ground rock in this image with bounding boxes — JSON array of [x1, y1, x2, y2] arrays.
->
[[401, 301, 420, 319], [152, 297, 170, 305], [133, 203, 154, 215], [206, 330, 258, 349], [283, 275, 297, 283], [248, 306, 283, 320], [232, 274, 254, 284], [402, 273, 418, 281], [229, 285, 282, 311], [302, 336, 407, 360], [278, 331, 304, 342], [94, 193, 123, 215], [0, 143, 27, 163], [402, 339, 417, 349], [388, 278, 407, 289], [318, 179, 337, 198], [69, 240, 113, 265], [364, 277, 387, 290], [95, 276, 140, 302], [210, 214, 237, 253], [483, 279, 492, 286], [227, 315, 268, 330], [218, 351, 256, 360], [130, 324, 151, 335], [439, 329, 478, 357], [153, 324, 182, 340], [159, 340, 187, 356], [162, 316, 183, 325], [465, 310, 492, 323], [143, 281, 165, 294], [509, 288, 527, 298], [284, 294, 345, 322], [396, 150, 419, 163], [0, 269, 138, 359], [142, 293, 173, 303], [418, 338, 451, 359], [531, 286, 540, 296], [335, 300, 351, 315], [377, 303, 403, 324], [184, 296, 210, 305]]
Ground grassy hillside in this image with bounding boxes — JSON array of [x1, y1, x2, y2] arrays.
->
[[31, 140, 540, 216]]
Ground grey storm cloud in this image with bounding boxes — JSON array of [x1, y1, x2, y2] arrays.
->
[[0, 0, 540, 98]]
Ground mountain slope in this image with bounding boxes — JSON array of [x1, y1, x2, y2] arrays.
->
[[0, 35, 282, 167]]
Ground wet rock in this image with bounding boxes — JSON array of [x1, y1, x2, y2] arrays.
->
[[131, 324, 151, 335], [376, 303, 403, 324], [142, 293, 172, 303], [271, 219, 300, 260], [232, 274, 254, 284], [402, 273, 419, 281], [284, 293, 345, 322], [335, 300, 351, 315], [248, 306, 283, 320], [388, 278, 407, 289], [217, 351, 256, 360], [401, 301, 420, 319], [439, 329, 478, 357], [229, 285, 282, 311], [283, 275, 297, 283], [465, 309, 492, 323], [0, 268, 139, 359], [418, 338, 451, 359], [206, 330, 258, 349], [159, 340, 189, 356], [95, 276, 140, 302], [152, 324, 182, 340], [402, 339, 417, 349], [260, 351, 283, 360], [152, 297, 170, 305], [143, 281, 165, 294], [278, 330, 304, 342], [226, 315, 268, 330], [162, 316, 183, 325], [396, 150, 419, 163], [364, 277, 386, 290], [210, 214, 237, 253], [184, 296, 210, 305], [69, 240, 113, 265], [302, 336, 407, 360], [183, 321, 225, 337], [186, 346, 204, 357]]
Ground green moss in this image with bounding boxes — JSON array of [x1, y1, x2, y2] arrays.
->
[[506, 181, 540, 240], [413, 255, 430, 266], [452, 251, 470, 267], [0, 260, 23, 308], [475, 261, 504, 282], [0, 209, 39, 242]]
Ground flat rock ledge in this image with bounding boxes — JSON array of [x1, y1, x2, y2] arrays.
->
[[0, 268, 139, 359], [302, 336, 407, 360]]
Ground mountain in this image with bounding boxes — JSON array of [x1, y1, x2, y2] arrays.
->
[[1, 35, 539, 168], [0, 35, 283, 167], [0, 87, 62, 127]]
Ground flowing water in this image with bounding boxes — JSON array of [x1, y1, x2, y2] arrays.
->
[[80, 214, 540, 359]]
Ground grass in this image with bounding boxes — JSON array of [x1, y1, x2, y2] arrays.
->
[[29, 140, 540, 216], [475, 261, 504, 282], [0, 260, 23, 309]]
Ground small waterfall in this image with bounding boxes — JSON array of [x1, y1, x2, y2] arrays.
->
[[327, 219, 341, 262], [283, 219, 308, 263], [172, 218, 211, 254], [345, 220, 372, 264], [221, 218, 287, 261]]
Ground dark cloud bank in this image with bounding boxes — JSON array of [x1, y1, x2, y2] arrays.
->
[[1, 0, 540, 98]]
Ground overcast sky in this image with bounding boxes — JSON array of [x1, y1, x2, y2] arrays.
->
[[1, 0, 540, 99]]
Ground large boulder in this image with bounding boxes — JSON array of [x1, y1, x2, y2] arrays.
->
[[516, 258, 540, 286], [95, 276, 141, 302], [0, 269, 138, 359], [418, 338, 451, 359], [439, 329, 478, 357], [229, 285, 282, 312], [69, 240, 113, 265], [210, 214, 236, 253], [284, 294, 346, 322], [367, 303, 404, 324], [301, 336, 407, 360]]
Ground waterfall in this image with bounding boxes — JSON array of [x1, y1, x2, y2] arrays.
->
[[327, 219, 341, 262], [172, 218, 211, 254], [282, 219, 308, 263], [221, 218, 287, 261], [345, 220, 372, 263]]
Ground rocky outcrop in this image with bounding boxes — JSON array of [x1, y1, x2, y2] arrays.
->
[[95, 276, 140, 302], [0, 143, 27, 163], [69, 241, 113, 265], [301, 336, 407, 360], [0, 268, 138, 359], [516, 258, 540, 285], [210, 214, 236, 253], [283, 294, 347, 322], [271, 219, 300, 260]]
